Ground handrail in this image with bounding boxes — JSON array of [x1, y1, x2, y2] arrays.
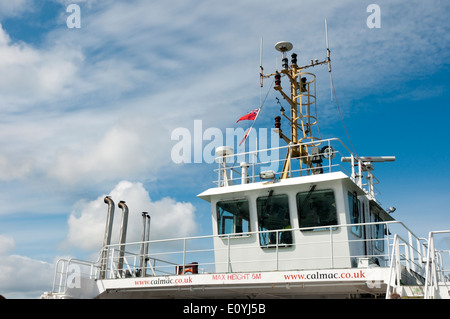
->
[[99, 220, 424, 279], [385, 230, 450, 299], [213, 137, 386, 201], [52, 257, 101, 294], [51, 220, 432, 297], [424, 230, 450, 299]]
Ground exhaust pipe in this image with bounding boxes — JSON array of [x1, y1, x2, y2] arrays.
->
[[144, 213, 151, 275], [117, 200, 129, 277], [139, 212, 151, 277], [100, 196, 115, 279], [144, 214, 151, 260], [139, 212, 147, 277]]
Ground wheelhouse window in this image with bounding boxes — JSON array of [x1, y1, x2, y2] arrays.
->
[[256, 193, 292, 247], [297, 189, 338, 231], [373, 214, 385, 251], [348, 192, 362, 237], [216, 199, 250, 236]]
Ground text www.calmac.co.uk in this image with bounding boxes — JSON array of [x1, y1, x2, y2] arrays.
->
[[284, 270, 366, 281]]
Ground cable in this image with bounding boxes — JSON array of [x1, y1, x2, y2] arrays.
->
[[239, 78, 274, 146], [329, 70, 358, 157]]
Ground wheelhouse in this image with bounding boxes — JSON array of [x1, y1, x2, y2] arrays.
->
[[198, 139, 394, 273]]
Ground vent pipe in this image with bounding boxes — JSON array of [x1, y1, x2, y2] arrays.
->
[[144, 213, 151, 273], [117, 200, 129, 277], [139, 212, 151, 277], [100, 196, 115, 279], [139, 212, 148, 277]]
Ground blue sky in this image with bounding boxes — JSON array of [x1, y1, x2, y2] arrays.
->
[[0, 0, 449, 298]]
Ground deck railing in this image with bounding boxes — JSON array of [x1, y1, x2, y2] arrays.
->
[[214, 138, 384, 201], [424, 230, 450, 299], [52, 220, 429, 290]]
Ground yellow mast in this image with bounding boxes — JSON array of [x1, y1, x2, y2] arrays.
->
[[261, 41, 331, 179]]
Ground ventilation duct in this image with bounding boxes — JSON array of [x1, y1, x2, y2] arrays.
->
[[100, 196, 115, 279], [117, 200, 129, 277]]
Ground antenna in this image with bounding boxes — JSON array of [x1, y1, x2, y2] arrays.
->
[[325, 18, 333, 101], [260, 37, 264, 87], [259, 37, 331, 179]]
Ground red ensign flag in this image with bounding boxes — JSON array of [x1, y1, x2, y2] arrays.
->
[[236, 109, 259, 123]]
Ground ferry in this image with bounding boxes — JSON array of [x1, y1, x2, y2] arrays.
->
[[41, 37, 450, 300]]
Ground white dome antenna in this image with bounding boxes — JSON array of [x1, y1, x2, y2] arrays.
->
[[275, 41, 293, 53]]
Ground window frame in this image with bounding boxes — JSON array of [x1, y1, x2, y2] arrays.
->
[[256, 193, 292, 248], [216, 198, 251, 237], [348, 192, 362, 238], [373, 214, 385, 252], [296, 188, 338, 232]]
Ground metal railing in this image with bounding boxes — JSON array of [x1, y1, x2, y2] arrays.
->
[[214, 138, 383, 200], [51, 220, 442, 298], [52, 257, 101, 294], [424, 230, 450, 299], [93, 220, 426, 280], [386, 230, 450, 299]]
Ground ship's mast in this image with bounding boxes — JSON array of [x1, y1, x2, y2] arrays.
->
[[261, 41, 331, 179]]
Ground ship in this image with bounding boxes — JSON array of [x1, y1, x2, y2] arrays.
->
[[41, 33, 450, 300]]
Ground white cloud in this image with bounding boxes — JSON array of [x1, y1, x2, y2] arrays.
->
[[0, 24, 83, 110], [0, 234, 15, 255], [0, 234, 53, 299], [0, 255, 53, 299], [50, 125, 163, 185], [0, 0, 33, 18], [64, 180, 197, 252]]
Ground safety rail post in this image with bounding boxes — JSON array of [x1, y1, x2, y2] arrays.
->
[[109, 248, 115, 279], [182, 238, 187, 274], [386, 234, 400, 298], [327, 140, 332, 173], [408, 230, 419, 274], [403, 242, 412, 277], [53, 259, 67, 294], [227, 234, 231, 273], [62, 259, 72, 294], [275, 230, 279, 270], [89, 263, 95, 279], [330, 226, 334, 268], [424, 232, 435, 298], [386, 223, 391, 267], [416, 237, 423, 274]]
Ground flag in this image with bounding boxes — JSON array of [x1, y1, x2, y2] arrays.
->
[[236, 109, 259, 123], [239, 127, 252, 146]]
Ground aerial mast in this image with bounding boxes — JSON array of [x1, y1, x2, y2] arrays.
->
[[261, 40, 331, 179]]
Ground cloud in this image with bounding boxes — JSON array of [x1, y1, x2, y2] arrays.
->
[[0, 0, 33, 18], [0, 23, 83, 110], [0, 234, 15, 255], [49, 124, 169, 185], [64, 180, 198, 252], [0, 254, 53, 298], [0, 234, 53, 299]]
